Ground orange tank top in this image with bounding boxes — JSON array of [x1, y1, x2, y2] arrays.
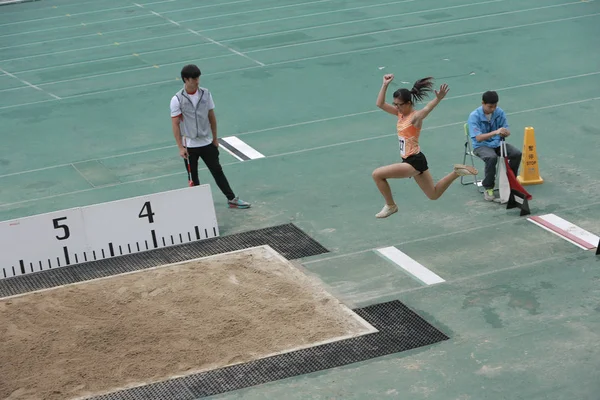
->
[[397, 111, 421, 158]]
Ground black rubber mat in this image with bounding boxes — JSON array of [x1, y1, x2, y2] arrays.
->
[[0, 223, 328, 298], [86, 300, 449, 400]]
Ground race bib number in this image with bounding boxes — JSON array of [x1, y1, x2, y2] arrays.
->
[[398, 136, 405, 157]]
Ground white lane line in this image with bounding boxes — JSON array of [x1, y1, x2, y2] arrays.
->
[[0, 0, 244, 27], [134, 1, 266, 67], [176, 0, 338, 24], [0, 96, 598, 208], [0, 0, 410, 54], [0, 84, 598, 181], [3, 0, 490, 74], [303, 205, 600, 269], [0, 31, 190, 64], [187, 28, 265, 67], [0, 22, 175, 52], [199, 0, 415, 34], [0, 51, 236, 95], [215, 0, 500, 43], [376, 246, 445, 285], [244, 1, 593, 55], [0, 0, 140, 15], [259, 12, 600, 68], [355, 254, 572, 303], [1, 9, 596, 96], [0, 4, 139, 26], [70, 163, 96, 188], [0, 0, 327, 38], [0, 67, 61, 99]]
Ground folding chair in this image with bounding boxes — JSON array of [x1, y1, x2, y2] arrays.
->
[[460, 123, 484, 193]]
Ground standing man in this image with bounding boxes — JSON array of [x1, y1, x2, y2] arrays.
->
[[467, 90, 522, 202], [170, 64, 250, 209]]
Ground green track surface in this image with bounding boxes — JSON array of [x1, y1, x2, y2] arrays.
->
[[1, 0, 599, 398]]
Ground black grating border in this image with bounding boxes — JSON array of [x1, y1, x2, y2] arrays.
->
[[0, 223, 329, 298], [86, 300, 449, 400], [0, 223, 450, 399]]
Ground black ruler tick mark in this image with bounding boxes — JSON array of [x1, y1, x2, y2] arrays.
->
[[63, 246, 70, 265], [151, 230, 158, 248]]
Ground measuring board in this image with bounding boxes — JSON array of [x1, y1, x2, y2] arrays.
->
[[0, 185, 219, 280]]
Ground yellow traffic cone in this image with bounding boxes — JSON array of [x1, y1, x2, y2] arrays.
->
[[517, 127, 544, 185]]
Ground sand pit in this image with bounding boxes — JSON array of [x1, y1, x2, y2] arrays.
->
[[0, 245, 376, 400]]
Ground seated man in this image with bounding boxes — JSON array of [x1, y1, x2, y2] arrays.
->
[[467, 91, 522, 201]]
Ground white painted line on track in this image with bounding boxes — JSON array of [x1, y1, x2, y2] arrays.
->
[[0, 67, 61, 99], [1, 95, 598, 208], [376, 246, 445, 285]]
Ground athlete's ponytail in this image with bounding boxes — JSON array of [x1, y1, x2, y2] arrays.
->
[[410, 77, 434, 102], [393, 77, 434, 104]]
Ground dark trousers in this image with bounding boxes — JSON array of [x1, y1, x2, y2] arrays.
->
[[186, 143, 235, 200], [473, 143, 522, 190]]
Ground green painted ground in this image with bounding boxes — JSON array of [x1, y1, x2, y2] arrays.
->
[[1, 0, 599, 398]]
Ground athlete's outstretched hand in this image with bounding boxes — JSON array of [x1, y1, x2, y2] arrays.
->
[[435, 83, 449, 100], [383, 74, 394, 85]]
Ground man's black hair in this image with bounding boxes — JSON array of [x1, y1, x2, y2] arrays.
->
[[482, 90, 499, 104], [181, 64, 201, 82]]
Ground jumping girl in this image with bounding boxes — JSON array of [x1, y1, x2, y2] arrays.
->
[[372, 74, 478, 218]]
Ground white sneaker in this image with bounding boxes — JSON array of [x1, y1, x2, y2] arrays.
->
[[484, 189, 496, 201], [484, 189, 502, 203], [376, 204, 398, 218]]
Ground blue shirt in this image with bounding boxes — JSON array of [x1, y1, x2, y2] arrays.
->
[[467, 106, 509, 150]]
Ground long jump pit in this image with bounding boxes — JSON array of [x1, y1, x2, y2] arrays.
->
[[0, 245, 377, 400]]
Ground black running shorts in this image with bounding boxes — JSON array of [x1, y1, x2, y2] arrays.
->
[[402, 152, 429, 174]]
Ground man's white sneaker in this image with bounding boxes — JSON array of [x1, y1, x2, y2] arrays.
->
[[484, 189, 502, 203]]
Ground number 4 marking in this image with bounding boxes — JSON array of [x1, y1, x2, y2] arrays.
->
[[139, 201, 155, 223]]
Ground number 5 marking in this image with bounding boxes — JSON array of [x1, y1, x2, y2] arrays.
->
[[53, 217, 70, 240]]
